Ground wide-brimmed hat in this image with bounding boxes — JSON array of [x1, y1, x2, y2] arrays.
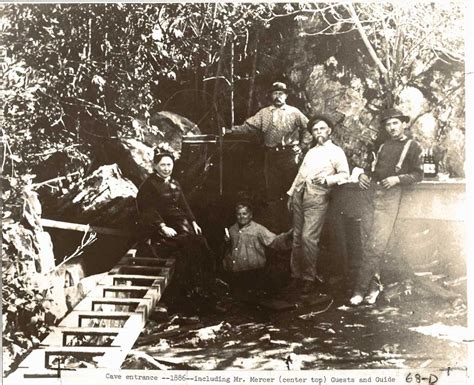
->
[[269, 82, 288, 93], [380, 108, 410, 123]]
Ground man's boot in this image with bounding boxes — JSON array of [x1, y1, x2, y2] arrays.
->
[[363, 275, 383, 305]]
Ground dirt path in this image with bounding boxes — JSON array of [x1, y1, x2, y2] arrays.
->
[[128, 287, 468, 371]]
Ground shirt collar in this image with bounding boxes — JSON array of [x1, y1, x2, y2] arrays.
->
[[154, 173, 171, 183], [270, 104, 288, 111], [390, 135, 408, 143], [237, 220, 254, 230]]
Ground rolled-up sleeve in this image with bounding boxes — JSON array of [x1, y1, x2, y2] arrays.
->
[[325, 147, 350, 186]]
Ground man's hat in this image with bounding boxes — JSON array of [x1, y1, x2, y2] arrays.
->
[[380, 108, 410, 123], [270, 82, 288, 93]]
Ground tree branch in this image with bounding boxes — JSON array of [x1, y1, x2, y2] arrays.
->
[[346, 3, 388, 76]]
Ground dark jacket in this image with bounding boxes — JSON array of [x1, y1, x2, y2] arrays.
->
[[136, 173, 196, 236], [368, 138, 423, 185]]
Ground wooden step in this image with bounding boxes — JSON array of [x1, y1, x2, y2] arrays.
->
[[40, 326, 121, 347], [111, 274, 168, 287], [117, 256, 175, 267], [115, 265, 172, 275], [44, 346, 122, 369], [100, 284, 160, 296], [59, 327, 122, 346], [89, 296, 149, 311], [76, 311, 143, 327]]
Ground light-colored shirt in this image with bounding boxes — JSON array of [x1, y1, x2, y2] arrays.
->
[[223, 221, 275, 272], [287, 139, 349, 196], [233, 104, 311, 148]]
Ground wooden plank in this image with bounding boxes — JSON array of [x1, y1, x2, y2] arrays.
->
[[90, 297, 148, 311], [101, 285, 159, 296], [333, 181, 466, 221], [99, 312, 144, 368], [38, 327, 120, 348], [111, 274, 168, 287], [118, 257, 175, 267], [40, 218, 130, 237], [77, 311, 141, 327], [60, 327, 122, 346], [116, 265, 172, 275], [44, 346, 121, 369]]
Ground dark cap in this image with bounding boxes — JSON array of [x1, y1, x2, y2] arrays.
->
[[380, 108, 410, 124], [306, 114, 334, 133], [270, 82, 288, 93]]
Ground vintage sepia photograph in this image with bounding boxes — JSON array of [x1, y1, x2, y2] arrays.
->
[[1, 1, 471, 384]]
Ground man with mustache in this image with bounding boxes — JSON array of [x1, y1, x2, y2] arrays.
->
[[349, 108, 423, 306], [286, 115, 349, 297], [226, 82, 311, 206]]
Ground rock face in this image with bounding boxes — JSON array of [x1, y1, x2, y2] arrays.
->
[[100, 111, 202, 188], [148, 111, 200, 153], [303, 62, 372, 168], [45, 164, 138, 228], [2, 189, 107, 374], [104, 138, 154, 187], [3, 190, 56, 275]]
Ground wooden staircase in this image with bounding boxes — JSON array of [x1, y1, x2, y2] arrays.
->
[[7, 247, 175, 382]]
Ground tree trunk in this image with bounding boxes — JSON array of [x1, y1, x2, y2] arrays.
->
[[247, 29, 259, 116]]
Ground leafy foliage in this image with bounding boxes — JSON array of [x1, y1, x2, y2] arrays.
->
[[0, 2, 467, 375]]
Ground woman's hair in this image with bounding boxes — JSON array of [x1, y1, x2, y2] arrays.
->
[[153, 149, 175, 164], [306, 114, 335, 133]]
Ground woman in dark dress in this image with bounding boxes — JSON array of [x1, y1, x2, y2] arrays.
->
[[136, 147, 213, 295]]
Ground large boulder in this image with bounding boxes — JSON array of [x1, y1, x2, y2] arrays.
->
[[103, 138, 154, 187], [148, 110, 200, 152], [45, 164, 138, 228], [101, 111, 201, 187]]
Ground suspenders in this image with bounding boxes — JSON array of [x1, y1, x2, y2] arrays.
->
[[395, 139, 412, 173], [372, 139, 412, 174]]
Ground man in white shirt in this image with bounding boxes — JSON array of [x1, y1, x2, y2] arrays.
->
[[286, 115, 349, 296]]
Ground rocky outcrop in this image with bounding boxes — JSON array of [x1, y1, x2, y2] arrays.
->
[[148, 110, 201, 153], [45, 164, 138, 228], [103, 138, 154, 187], [2, 189, 106, 373]]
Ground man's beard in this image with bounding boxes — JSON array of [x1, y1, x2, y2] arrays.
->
[[316, 136, 327, 145]]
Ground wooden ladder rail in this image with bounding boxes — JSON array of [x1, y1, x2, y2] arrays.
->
[[7, 247, 176, 382]]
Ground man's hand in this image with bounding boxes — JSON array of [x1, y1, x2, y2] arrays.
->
[[223, 127, 233, 135], [380, 176, 400, 189], [358, 173, 371, 190], [192, 221, 202, 235], [312, 176, 326, 186], [161, 224, 177, 238]]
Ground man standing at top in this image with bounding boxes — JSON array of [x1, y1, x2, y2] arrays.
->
[[350, 108, 423, 306], [286, 115, 349, 298], [225, 82, 311, 204]]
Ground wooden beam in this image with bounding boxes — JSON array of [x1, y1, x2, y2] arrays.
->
[[117, 257, 175, 266], [116, 265, 171, 275], [40, 218, 130, 237]]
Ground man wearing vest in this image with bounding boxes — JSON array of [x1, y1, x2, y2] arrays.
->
[[349, 108, 423, 306]]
